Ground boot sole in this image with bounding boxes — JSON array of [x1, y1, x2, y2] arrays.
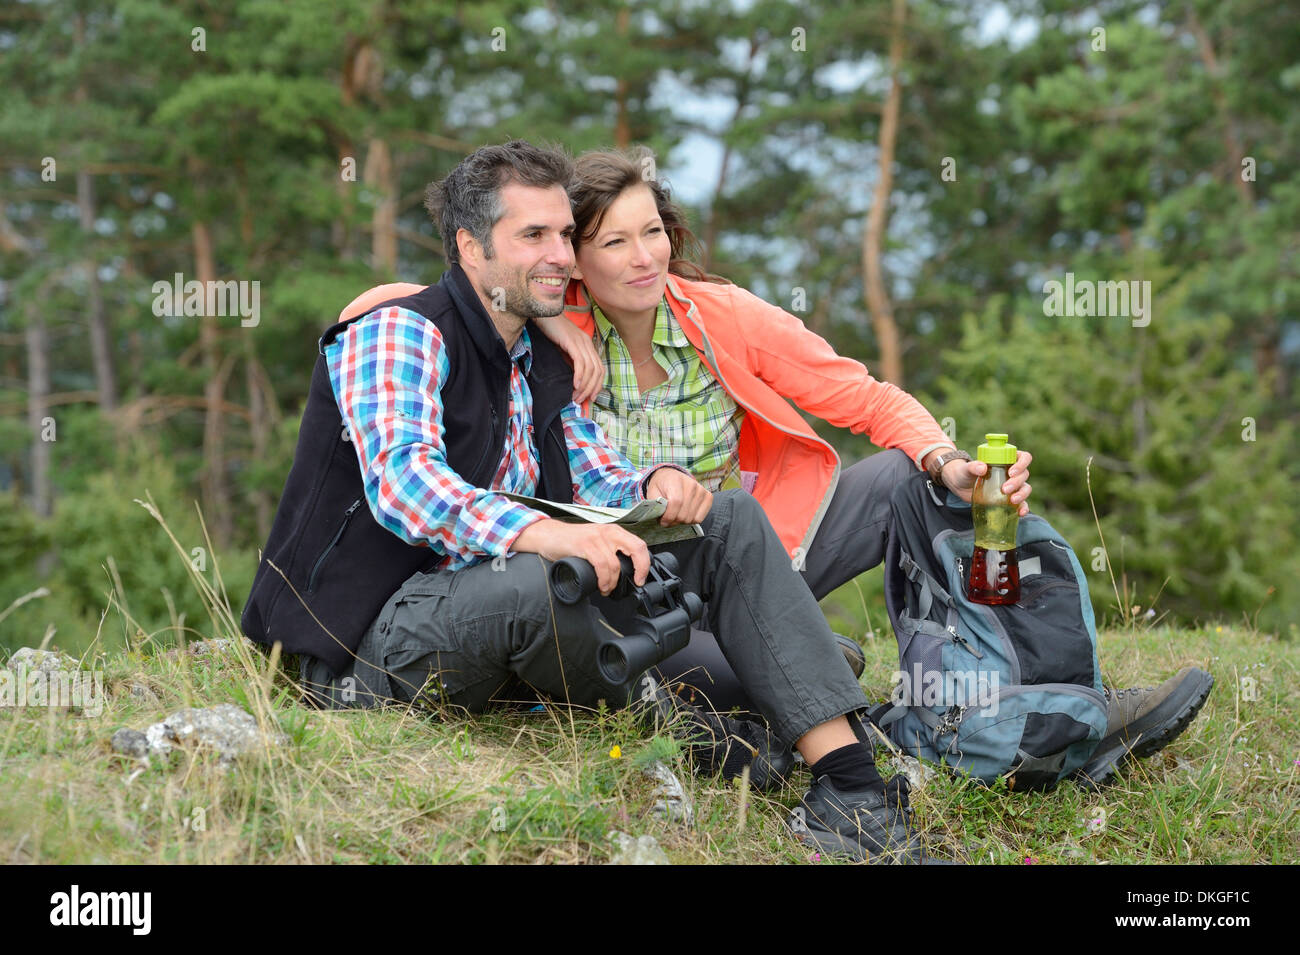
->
[[792, 824, 930, 863], [1072, 669, 1214, 789]]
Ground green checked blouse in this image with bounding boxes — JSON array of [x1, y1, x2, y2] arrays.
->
[[589, 299, 746, 493]]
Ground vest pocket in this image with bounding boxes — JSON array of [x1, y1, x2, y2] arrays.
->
[[305, 498, 363, 594]]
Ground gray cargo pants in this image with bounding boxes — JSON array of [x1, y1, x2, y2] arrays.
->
[[656, 450, 917, 710], [301, 489, 868, 748]]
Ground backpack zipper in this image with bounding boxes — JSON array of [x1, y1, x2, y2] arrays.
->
[[947, 624, 984, 659]]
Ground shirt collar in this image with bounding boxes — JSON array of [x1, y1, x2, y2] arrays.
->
[[510, 327, 533, 376], [592, 298, 684, 348]]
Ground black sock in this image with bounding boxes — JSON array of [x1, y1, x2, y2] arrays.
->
[[809, 741, 883, 793]]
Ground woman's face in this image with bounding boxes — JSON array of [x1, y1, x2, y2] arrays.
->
[[573, 184, 671, 325]]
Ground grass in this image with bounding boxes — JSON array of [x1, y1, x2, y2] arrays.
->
[[0, 502, 1296, 864]]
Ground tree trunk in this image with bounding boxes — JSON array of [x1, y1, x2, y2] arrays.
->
[[74, 12, 117, 413], [1185, 10, 1284, 399], [613, 8, 632, 148], [244, 344, 273, 541], [701, 35, 759, 273], [1186, 10, 1254, 208], [863, 0, 907, 388], [26, 304, 52, 519], [365, 138, 398, 274], [77, 169, 118, 413], [192, 217, 232, 547]]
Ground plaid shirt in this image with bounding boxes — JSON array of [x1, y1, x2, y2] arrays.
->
[[325, 306, 655, 570], [589, 299, 745, 492]]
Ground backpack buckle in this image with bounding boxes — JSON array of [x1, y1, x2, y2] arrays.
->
[[936, 704, 966, 736]]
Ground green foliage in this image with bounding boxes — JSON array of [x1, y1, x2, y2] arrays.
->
[[0, 450, 257, 657], [2, 0, 1297, 653], [926, 291, 1299, 634]]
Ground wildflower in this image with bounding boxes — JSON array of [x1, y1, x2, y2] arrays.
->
[[1023, 855, 1037, 865], [609, 745, 622, 759]]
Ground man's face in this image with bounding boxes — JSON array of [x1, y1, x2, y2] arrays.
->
[[462, 182, 575, 326]]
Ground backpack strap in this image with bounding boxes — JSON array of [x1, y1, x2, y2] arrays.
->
[[896, 551, 985, 659], [897, 551, 955, 618]]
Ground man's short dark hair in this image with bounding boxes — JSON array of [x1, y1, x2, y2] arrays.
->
[[424, 140, 574, 265]]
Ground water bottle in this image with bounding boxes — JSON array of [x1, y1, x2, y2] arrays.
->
[[967, 433, 1020, 605]]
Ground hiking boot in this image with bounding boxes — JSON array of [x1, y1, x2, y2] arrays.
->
[[834, 633, 866, 679], [790, 774, 928, 864], [634, 674, 793, 791], [1072, 666, 1214, 789]]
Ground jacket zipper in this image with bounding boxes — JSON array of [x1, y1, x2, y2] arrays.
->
[[667, 282, 841, 553], [306, 498, 362, 594]]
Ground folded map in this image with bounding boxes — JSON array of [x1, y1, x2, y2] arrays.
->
[[498, 493, 703, 546]]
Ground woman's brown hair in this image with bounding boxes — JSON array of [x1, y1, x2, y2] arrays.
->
[[569, 146, 730, 284]]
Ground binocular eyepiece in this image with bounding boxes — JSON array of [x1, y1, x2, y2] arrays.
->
[[549, 552, 703, 686]]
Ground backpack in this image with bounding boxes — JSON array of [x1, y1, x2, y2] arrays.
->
[[871, 472, 1107, 791]]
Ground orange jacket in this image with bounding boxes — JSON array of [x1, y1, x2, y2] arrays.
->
[[564, 275, 953, 558], [337, 277, 953, 558]]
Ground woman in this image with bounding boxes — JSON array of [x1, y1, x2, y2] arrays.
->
[[528, 146, 1033, 708]]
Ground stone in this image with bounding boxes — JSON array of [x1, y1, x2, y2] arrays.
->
[[608, 830, 670, 865], [643, 760, 693, 825], [896, 754, 939, 789], [5, 647, 78, 673], [187, 638, 250, 657], [111, 728, 150, 760], [128, 683, 160, 704], [111, 703, 287, 768]]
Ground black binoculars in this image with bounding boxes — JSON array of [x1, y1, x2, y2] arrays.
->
[[550, 551, 704, 686]]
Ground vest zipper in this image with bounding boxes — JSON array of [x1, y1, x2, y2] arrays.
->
[[306, 498, 362, 594], [468, 404, 500, 481]]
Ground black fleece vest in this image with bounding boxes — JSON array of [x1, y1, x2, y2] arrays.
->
[[240, 265, 575, 674]]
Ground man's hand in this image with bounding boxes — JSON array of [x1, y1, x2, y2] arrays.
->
[[532, 314, 604, 405], [645, 467, 712, 526], [512, 518, 650, 594], [942, 450, 1034, 517]]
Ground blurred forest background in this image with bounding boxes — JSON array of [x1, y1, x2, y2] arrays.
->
[[1, 0, 1297, 656]]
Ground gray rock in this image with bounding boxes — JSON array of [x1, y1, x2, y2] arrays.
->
[[187, 638, 251, 657], [114, 703, 287, 768], [643, 760, 693, 825], [896, 754, 939, 789], [5, 647, 78, 673], [111, 728, 150, 759], [608, 830, 670, 865], [145, 721, 173, 757], [128, 683, 160, 704], [162, 637, 253, 662]]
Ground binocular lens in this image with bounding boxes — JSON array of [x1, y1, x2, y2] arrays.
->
[[551, 559, 597, 605], [598, 642, 632, 685]]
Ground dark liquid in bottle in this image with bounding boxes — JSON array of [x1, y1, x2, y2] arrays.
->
[[968, 545, 1021, 605]]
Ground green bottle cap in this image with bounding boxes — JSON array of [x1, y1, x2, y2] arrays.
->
[[977, 433, 1018, 465]]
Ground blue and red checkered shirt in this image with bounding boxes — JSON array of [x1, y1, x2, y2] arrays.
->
[[325, 306, 666, 570]]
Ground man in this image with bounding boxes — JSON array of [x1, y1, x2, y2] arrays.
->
[[241, 140, 933, 863]]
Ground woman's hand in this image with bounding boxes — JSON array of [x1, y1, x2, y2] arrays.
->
[[645, 466, 713, 526], [942, 450, 1033, 517], [532, 314, 605, 405]]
